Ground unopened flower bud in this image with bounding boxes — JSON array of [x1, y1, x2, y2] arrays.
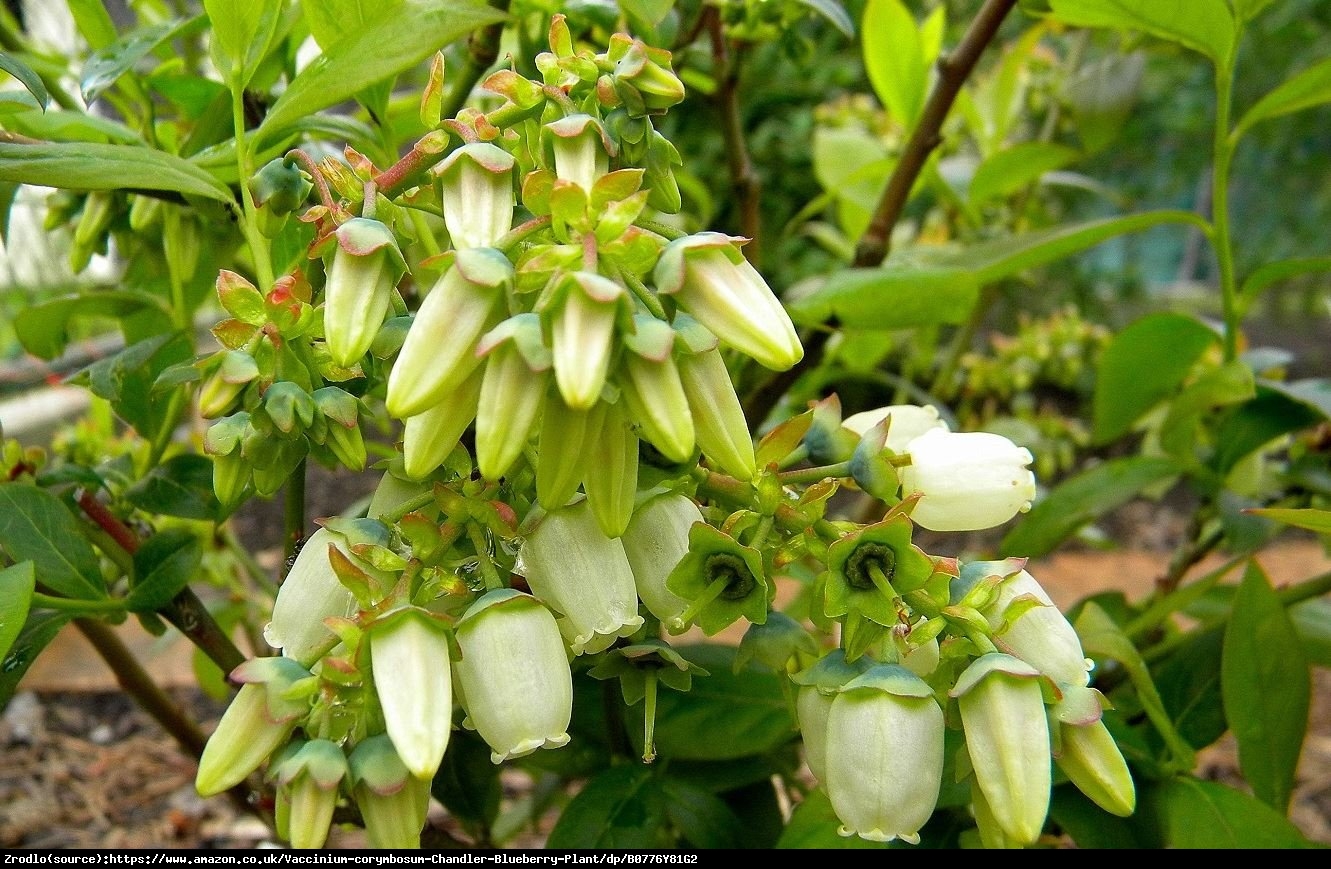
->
[[195, 657, 310, 797], [348, 735, 431, 848], [842, 404, 949, 452], [655, 233, 803, 371], [548, 271, 627, 411], [899, 429, 1037, 531], [619, 316, 694, 463], [272, 738, 347, 849], [676, 342, 756, 481], [546, 114, 610, 192], [370, 608, 454, 780], [1055, 719, 1135, 817], [951, 653, 1051, 846], [401, 371, 482, 481], [521, 499, 644, 654], [536, 395, 592, 510], [453, 590, 573, 762], [609, 37, 686, 117], [475, 314, 551, 481], [433, 142, 516, 249], [322, 218, 406, 367]]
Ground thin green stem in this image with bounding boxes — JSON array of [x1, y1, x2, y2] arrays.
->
[[614, 263, 668, 320], [1212, 61, 1239, 362], [223, 525, 279, 598], [376, 490, 436, 523], [778, 461, 851, 486], [281, 458, 307, 581], [32, 593, 124, 613], [466, 523, 506, 591], [634, 218, 688, 241], [232, 87, 275, 290]]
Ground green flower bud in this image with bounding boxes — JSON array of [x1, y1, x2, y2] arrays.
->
[[195, 657, 310, 797], [211, 450, 251, 515], [475, 315, 551, 481], [348, 735, 431, 848], [1055, 719, 1135, 817], [582, 400, 639, 539], [453, 590, 573, 762], [620, 493, 701, 633], [548, 271, 628, 411], [271, 738, 347, 849], [401, 371, 482, 481], [826, 665, 945, 844], [370, 608, 454, 780], [619, 316, 694, 463], [608, 36, 686, 117], [545, 114, 610, 192], [386, 247, 513, 419], [536, 394, 591, 510], [433, 142, 516, 249], [899, 430, 1037, 532], [655, 233, 802, 371], [521, 499, 644, 654], [951, 653, 1052, 846], [676, 342, 756, 481], [128, 194, 163, 231], [323, 217, 408, 369], [248, 158, 313, 217]]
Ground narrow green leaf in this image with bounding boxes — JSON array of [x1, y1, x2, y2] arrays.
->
[[203, 0, 285, 89], [1222, 561, 1310, 812], [1140, 776, 1317, 848], [797, 0, 854, 37], [73, 333, 194, 441], [789, 211, 1207, 329], [124, 455, 223, 522], [1235, 57, 1331, 141], [2, 108, 141, 144], [0, 562, 36, 664], [1156, 360, 1254, 461], [0, 611, 72, 708], [1092, 312, 1219, 444], [0, 51, 49, 109], [777, 788, 889, 849], [67, 0, 120, 49], [1212, 385, 1325, 474], [1244, 508, 1331, 536], [646, 644, 798, 761], [0, 484, 107, 599], [968, 142, 1080, 205], [430, 729, 502, 833], [1046, 0, 1237, 64], [81, 16, 206, 106], [0, 142, 234, 203], [126, 528, 203, 613], [661, 778, 744, 849], [1290, 599, 1331, 669], [1239, 257, 1331, 309], [1049, 785, 1149, 848], [862, 0, 927, 128], [1152, 626, 1228, 750], [544, 765, 668, 849], [999, 456, 1179, 558], [257, 0, 506, 141], [14, 290, 172, 360], [302, 0, 403, 49]]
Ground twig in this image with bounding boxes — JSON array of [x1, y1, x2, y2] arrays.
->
[[706, 8, 763, 266], [741, 0, 1019, 426]]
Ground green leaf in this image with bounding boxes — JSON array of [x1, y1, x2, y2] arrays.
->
[[645, 644, 798, 761], [81, 16, 206, 106], [430, 729, 502, 834], [67, 0, 120, 49], [0, 611, 72, 708], [0, 51, 50, 109], [126, 528, 202, 613], [968, 142, 1080, 205], [1234, 57, 1331, 141], [777, 788, 889, 849], [0, 562, 36, 664], [257, 0, 506, 141], [1212, 385, 1325, 474], [661, 778, 744, 849], [1140, 776, 1317, 848], [999, 456, 1179, 558], [1049, 785, 1149, 848], [1046, 0, 1237, 64], [789, 211, 1207, 329], [862, 0, 928, 128], [1244, 507, 1331, 536], [0, 142, 234, 202], [203, 0, 285, 89], [0, 484, 107, 599], [1222, 561, 1310, 813], [14, 290, 172, 360], [796, 0, 854, 37], [1156, 360, 1254, 461], [302, 0, 403, 49], [74, 333, 194, 441], [1289, 599, 1331, 669], [1239, 257, 1331, 310], [1065, 50, 1146, 153], [1230, 0, 1277, 21], [1092, 312, 1219, 444], [1152, 626, 1227, 750], [124, 455, 223, 522], [544, 765, 669, 849], [2, 108, 141, 144]]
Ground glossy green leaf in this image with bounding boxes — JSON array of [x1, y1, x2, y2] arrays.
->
[[203, 0, 285, 89], [124, 455, 223, 522], [14, 290, 172, 360], [81, 16, 205, 105], [1049, 785, 1149, 848], [1239, 257, 1331, 311], [544, 765, 669, 849], [2, 109, 141, 144], [430, 729, 501, 833], [1212, 385, 1325, 474], [1000, 456, 1179, 558], [1140, 776, 1317, 848], [0, 142, 233, 202], [73, 333, 194, 441], [777, 788, 888, 849], [968, 142, 1080, 205], [0, 562, 36, 664], [0, 484, 106, 600], [661, 778, 744, 849], [1092, 312, 1219, 444], [127, 528, 202, 613], [257, 0, 505, 141], [1222, 561, 1310, 812], [789, 211, 1207, 329], [862, 0, 928, 128], [646, 644, 798, 761], [0, 51, 49, 110], [302, 0, 403, 49], [1046, 0, 1237, 64], [0, 611, 72, 708], [1244, 507, 1331, 536], [67, 0, 120, 49], [1235, 57, 1331, 141], [1152, 626, 1227, 750], [797, 0, 854, 37]]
